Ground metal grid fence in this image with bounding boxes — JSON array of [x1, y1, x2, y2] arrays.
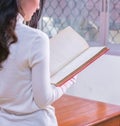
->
[[109, 0, 120, 44], [39, 0, 120, 44]]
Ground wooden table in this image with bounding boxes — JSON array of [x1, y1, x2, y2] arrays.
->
[[53, 95, 120, 126]]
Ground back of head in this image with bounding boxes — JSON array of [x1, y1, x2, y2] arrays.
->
[[0, 0, 18, 68], [0, 0, 46, 69]]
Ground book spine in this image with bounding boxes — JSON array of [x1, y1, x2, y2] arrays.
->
[[57, 47, 109, 87]]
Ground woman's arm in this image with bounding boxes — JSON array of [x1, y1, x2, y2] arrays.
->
[[29, 32, 77, 108]]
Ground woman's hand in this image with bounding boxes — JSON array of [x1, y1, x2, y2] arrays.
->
[[61, 74, 78, 93]]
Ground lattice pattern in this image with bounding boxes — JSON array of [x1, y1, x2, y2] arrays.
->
[[109, 0, 120, 44], [39, 0, 120, 44]]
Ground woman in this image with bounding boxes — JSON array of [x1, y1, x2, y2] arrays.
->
[[0, 0, 77, 126]]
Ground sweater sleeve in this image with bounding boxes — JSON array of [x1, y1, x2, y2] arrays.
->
[[28, 32, 77, 108]]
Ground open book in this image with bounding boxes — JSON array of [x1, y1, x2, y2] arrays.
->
[[50, 26, 109, 86]]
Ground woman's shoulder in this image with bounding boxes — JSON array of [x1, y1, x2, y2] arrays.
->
[[16, 23, 49, 42]]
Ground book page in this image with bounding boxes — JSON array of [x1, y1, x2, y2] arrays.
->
[[50, 26, 89, 76], [50, 47, 107, 85]]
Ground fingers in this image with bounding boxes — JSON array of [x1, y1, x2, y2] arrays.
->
[[60, 74, 78, 93]]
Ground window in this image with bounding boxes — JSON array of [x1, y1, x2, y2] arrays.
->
[[39, 0, 120, 55], [107, 0, 120, 55]]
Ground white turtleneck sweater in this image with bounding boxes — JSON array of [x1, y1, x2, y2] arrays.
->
[[0, 14, 77, 126]]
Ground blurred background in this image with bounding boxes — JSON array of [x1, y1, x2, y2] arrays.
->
[[39, 0, 120, 55]]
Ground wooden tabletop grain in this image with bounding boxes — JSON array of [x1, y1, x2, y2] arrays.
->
[[53, 94, 120, 126]]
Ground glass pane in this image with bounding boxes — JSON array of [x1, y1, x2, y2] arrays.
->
[[108, 0, 120, 44], [40, 0, 101, 44]]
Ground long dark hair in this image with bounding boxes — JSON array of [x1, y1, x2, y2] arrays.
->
[[0, 0, 45, 69], [0, 0, 18, 68]]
